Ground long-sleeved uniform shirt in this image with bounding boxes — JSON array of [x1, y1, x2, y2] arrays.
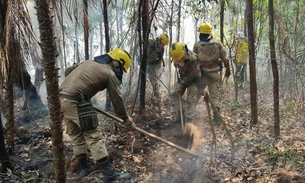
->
[[174, 50, 199, 89], [60, 60, 128, 120]]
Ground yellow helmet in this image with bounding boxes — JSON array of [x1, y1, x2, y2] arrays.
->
[[107, 48, 132, 72], [198, 22, 212, 34], [170, 42, 185, 63], [157, 33, 169, 45]]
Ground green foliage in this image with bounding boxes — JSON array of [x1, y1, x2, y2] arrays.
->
[[284, 101, 296, 116], [261, 145, 305, 169], [23, 174, 37, 182]]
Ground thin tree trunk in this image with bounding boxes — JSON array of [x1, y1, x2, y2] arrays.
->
[[98, 0, 104, 54], [176, 0, 182, 41], [103, 0, 112, 111], [59, 0, 67, 78], [74, 3, 80, 63], [169, 0, 174, 91], [246, 0, 258, 125], [220, 1, 225, 43], [83, 0, 89, 60], [139, 0, 149, 113], [35, 0, 66, 182], [268, 0, 280, 138]]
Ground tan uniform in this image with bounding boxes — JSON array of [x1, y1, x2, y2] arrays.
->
[[64, 63, 82, 77], [172, 50, 201, 119], [193, 38, 229, 108], [60, 60, 128, 161], [146, 39, 164, 97]]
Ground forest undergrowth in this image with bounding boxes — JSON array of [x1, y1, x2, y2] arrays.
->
[[1, 83, 305, 183]]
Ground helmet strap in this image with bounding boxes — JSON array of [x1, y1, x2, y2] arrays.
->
[[111, 60, 124, 83]]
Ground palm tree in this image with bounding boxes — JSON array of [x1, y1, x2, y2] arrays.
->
[[35, 0, 66, 182]]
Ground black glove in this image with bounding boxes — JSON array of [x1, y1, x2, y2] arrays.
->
[[225, 69, 231, 77]]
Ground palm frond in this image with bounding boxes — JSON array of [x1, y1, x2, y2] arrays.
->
[[1, 0, 35, 81]]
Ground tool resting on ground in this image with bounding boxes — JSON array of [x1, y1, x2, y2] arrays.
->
[[94, 106, 200, 158]]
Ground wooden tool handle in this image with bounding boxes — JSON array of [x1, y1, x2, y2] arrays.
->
[[94, 107, 200, 158]]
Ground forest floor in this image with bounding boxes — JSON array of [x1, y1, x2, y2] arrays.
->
[[1, 84, 305, 183]]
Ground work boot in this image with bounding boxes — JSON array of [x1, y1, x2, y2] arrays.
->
[[76, 154, 97, 177], [213, 107, 221, 125], [97, 157, 132, 183]]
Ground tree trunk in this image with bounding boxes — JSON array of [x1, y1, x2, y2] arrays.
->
[[14, 68, 48, 117], [5, 76, 15, 147], [246, 0, 258, 125], [98, 0, 104, 54], [176, 0, 182, 41], [0, 111, 13, 173], [35, 0, 66, 182], [139, 0, 149, 113], [169, 0, 174, 90], [220, 1, 225, 44], [103, 0, 112, 111], [74, 2, 80, 63], [83, 0, 89, 60], [268, 0, 280, 138]]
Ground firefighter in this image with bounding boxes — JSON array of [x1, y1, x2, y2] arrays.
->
[[235, 32, 249, 89], [59, 48, 134, 182], [170, 42, 201, 123], [193, 22, 231, 124], [146, 33, 169, 98]]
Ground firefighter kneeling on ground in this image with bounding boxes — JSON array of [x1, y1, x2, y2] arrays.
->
[[170, 42, 201, 124], [59, 48, 135, 182]]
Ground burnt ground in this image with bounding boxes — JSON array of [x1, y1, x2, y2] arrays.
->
[[1, 86, 305, 183]]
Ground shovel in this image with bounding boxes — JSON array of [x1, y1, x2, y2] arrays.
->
[[94, 107, 200, 158]]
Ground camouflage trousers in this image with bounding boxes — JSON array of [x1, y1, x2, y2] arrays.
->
[[147, 64, 161, 97], [172, 82, 201, 119], [60, 97, 108, 161], [201, 71, 221, 108]]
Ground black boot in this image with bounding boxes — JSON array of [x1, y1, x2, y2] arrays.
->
[[97, 157, 132, 183], [76, 154, 97, 177], [213, 107, 220, 125]]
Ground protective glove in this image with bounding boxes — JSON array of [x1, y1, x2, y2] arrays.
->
[[225, 69, 231, 77], [123, 117, 136, 131], [176, 84, 185, 96]]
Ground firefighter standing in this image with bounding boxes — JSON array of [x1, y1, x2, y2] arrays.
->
[[170, 42, 201, 123], [59, 48, 134, 182], [235, 32, 249, 89], [193, 22, 231, 124], [146, 33, 169, 98]]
